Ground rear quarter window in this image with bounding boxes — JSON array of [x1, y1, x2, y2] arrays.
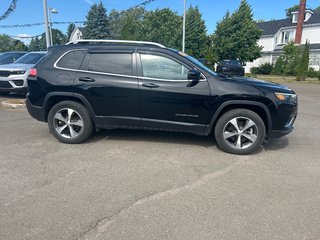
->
[[56, 50, 87, 70]]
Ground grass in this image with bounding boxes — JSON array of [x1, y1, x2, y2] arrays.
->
[[246, 74, 320, 84]]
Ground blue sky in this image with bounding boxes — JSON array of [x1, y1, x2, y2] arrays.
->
[[0, 0, 319, 43]]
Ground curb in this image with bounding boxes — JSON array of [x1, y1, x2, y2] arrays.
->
[[1, 99, 26, 109]]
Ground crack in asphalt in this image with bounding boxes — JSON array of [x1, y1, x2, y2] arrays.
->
[[77, 156, 249, 240]]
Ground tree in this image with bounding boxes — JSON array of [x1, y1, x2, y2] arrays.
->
[[271, 56, 284, 75], [67, 23, 76, 41], [282, 41, 300, 76], [29, 37, 42, 51], [12, 39, 27, 51], [183, 6, 207, 58], [120, 7, 146, 40], [137, 8, 182, 49], [0, 34, 13, 52], [296, 41, 310, 81], [286, 5, 299, 18], [213, 1, 263, 63], [83, 2, 110, 39]]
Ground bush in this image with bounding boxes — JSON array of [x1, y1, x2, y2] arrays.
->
[[250, 63, 274, 75], [271, 57, 284, 75], [307, 67, 318, 78]]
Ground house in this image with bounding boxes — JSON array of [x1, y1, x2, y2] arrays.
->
[[69, 27, 83, 42], [245, 5, 320, 73]]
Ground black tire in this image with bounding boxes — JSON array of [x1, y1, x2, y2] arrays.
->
[[48, 101, 93, 144], [214, 109, 266, 155]]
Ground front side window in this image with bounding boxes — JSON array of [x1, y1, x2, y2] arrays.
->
[[140, 54, 189, 80], [88, 53, 132, 75]]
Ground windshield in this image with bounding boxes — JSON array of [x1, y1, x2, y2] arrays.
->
[[0, 52, 26, 63], [14, 53, 46, 64], [221, 60, 242, 66], [185, 54, 218, 76]]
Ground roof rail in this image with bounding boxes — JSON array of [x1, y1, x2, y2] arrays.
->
[[65, 39, 165, 48]]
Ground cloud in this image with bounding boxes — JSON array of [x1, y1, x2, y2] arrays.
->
[[14, 34, 32, 45], [84, 0, 93, 5]]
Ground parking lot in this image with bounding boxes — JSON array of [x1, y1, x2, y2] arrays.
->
[[0, 82, 320, 240]]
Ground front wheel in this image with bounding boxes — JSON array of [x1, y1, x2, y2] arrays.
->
[[48, 101, 93, 144], [214, 109, 266, 155]]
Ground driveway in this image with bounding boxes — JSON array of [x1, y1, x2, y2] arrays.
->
[[0, 83, 320, 240]]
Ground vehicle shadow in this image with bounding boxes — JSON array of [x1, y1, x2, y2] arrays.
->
[[0, 93, 26, 99], [263, 137, 289, 151], [89, 129, 215, 148]]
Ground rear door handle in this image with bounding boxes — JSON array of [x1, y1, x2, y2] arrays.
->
[[79, 77, 95, 82], [142, 83, 159, 88]]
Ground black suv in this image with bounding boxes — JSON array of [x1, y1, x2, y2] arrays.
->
[[216, 60, 245, 77], [26, 40, 297, 155]]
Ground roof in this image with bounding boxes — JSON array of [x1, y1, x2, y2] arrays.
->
[[257, 11, 320, 36]]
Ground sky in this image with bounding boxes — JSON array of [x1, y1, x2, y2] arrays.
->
[[0, 0, 319, 44]]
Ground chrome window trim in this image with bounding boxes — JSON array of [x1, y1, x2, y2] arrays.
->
[[54, 49, 207, 82]]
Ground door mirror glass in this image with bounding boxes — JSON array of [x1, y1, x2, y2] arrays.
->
[[188, 70, 201, 81]]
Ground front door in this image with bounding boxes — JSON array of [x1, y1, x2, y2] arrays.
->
[[137, 51, 211, 132]]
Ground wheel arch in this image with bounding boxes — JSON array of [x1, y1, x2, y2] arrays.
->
[[207, 100, 272, 138], [43, 92, 96, 122]]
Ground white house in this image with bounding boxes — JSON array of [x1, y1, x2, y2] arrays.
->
[[69, 27, 83, 42], [245, 9, 320, 72]]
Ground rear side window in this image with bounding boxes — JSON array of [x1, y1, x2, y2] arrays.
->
[[56, 50, 86, 70], [88, 53, 132, 75]]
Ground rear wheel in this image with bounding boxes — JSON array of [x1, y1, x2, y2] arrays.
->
[[48, 101, 93, 144], [214, 109, 266, 155]]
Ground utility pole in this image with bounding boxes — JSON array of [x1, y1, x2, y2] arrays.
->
[[43, 0, 51, 48], [182, 0, 186, 52]]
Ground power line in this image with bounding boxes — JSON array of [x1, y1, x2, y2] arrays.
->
[[0, 0, 18, 21]]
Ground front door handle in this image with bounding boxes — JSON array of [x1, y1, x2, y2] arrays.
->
[[142, 83, 159, 88], [79, 77, 95, 82]]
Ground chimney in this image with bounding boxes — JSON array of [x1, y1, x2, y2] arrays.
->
[[295, 0, 306, 44]]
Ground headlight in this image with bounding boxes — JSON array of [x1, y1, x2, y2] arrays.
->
[[11, 70, 26, 75], [275, 92, 297, 103]]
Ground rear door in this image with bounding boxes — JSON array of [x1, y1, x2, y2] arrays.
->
[[137, 50, 211, 132], [74, 49, 141, 127]]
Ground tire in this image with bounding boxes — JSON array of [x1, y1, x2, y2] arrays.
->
[[48, 101, 93, 144], [214, 109, 266, 155]]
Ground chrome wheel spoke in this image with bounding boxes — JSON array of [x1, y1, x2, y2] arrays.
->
[[67, 109, 75, 121], [223, 131, 238, 140], [235, 135, 242, 149], [54, 112, 67, 123], [229, 118, 240, 132], [71, 119, 84, 127], [243, 119, 255, 132], [243, 133, 257, 143], [69, 126, 78, 138], [56, 124, 68, 134]]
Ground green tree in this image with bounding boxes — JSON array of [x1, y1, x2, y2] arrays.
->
[[120, 7, 146, 40], [296, 41, 310, 81], [0, 34, 12, 52], [271, 56, 284, 75], [285, 5, 299, 18], [67, 23, 76, 41], [183, 6, 207, 58], [28, 37, 42, 51], [213, 0, 263, 63], [12, 39, 27, 51], [137, 8, 182, 49], [83, 2, 110, 39], [282, 41, 300, 76]]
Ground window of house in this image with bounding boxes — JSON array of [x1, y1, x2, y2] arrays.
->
[[310, 54, 320, 66], [140, 54, 189, 80], [280, 31, 295, 44], [292, 13, 298, 23], [88, 53, 132, 75]]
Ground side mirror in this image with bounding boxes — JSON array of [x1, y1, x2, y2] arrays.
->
[[188, 70, 201, 81]]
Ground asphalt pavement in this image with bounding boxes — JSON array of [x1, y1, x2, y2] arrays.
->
[[0, 83, 320, 240]]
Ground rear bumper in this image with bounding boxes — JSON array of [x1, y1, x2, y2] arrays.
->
[[26, 98, 46, 122]]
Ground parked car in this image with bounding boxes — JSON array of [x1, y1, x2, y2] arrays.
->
[[0, 51, 27, 65], [0, 51, 46, 94], [26, 40, 297, 155], [216, 60, 245, 77]]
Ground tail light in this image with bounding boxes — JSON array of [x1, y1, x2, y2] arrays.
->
[[29, 68, 37, 77]]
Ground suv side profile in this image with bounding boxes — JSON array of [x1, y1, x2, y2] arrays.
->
[[26, 40, 297, 155]]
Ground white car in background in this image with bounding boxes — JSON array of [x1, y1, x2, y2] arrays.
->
[[0, 51, 46, 95]]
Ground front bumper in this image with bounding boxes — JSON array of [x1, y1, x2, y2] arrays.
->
[[26, 97, 46, 122]]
